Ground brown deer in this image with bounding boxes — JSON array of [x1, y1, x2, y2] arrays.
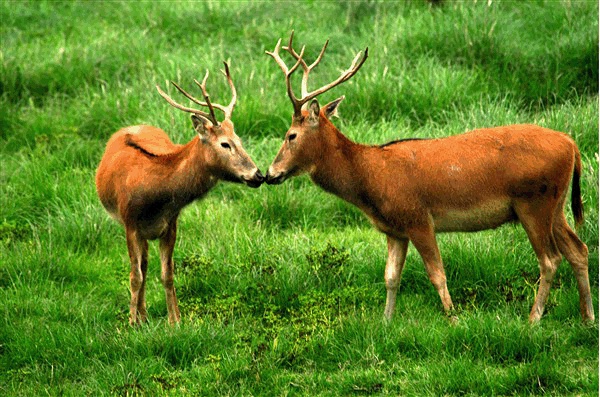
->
[[96, 63, 264, 325], [264, 32, 594, 323]]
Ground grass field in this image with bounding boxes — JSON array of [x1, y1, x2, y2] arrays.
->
[[1, 0, 598, 395]]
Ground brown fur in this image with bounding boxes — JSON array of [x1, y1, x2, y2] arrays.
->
[[96, 123, 263, 325], [267, 108, 594, 323]]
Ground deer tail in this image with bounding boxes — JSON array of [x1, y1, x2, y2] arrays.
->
[[571, 146, 584, 227]]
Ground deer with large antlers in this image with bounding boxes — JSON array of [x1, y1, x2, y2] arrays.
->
[[265, 32, 594, 323], [96, 63, 264, 325]]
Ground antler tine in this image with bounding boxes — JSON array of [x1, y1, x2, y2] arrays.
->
[[170, 81, 206, 107], [265, 38, 286, 73], [156, 84, 213, 122], [193, 70, 219, 125], [220, 61, 237, 120], [286, 30, 296, 53], [346, 48, 369, 78], [307, 40, 329, 71]]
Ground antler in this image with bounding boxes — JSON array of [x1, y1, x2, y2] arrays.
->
[[282, 30, 329, 100], [219, 62, 237, 120], [265, 37, 306, 117], [266, 31, 368, 118], [156, 62, 237, 125]]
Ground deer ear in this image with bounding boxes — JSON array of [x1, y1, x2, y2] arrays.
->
[[308, 99, 320, 127], [191, 115, 213, 141], [323, 96, 345, 119]]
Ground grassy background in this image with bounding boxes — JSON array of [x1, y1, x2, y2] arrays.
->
[[1, 0, 598, 395]]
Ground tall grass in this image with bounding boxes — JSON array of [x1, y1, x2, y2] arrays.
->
[[1, 1, 598, 395]]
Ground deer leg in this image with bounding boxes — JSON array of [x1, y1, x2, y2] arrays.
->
[[384, 236, 409, 320], [126, 228, 148, 325], [136, 242, 149, 323], [515, 202, 562, 323], [159, 220, 181, 325], [408, 224, 454, 314], [554, 213, 594, 322]]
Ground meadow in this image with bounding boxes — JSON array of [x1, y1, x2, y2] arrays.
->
[[1, 1, 598, 395]]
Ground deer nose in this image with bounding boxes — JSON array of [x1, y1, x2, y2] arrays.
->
[[255, 170, 265, 183], [265, 170, 283, 185], [244, 169, 264, 188]]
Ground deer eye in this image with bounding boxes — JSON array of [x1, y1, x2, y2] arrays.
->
[[288, 133, 297, 142], [220, 142, 231, 149]]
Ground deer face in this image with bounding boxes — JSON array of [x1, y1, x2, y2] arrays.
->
[[193, 116, 264, 188], [266, 98, 343, 185], [265, 114, 314, 185]]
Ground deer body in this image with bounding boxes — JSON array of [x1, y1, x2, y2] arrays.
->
[[97, 126, 217, 240], [308, 123, 575, 236], [96, 65, 263, 325], [265, 32, 594, 323]]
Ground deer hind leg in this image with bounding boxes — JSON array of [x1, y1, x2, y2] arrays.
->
[[384, 236, 409, 320], [408, 224, 454, 314], [160, 220, 181, 325], [554, 213, 594, 322], [137, 246, 149, 322], [126, 228, 148, 325], [514, 201, 563, 323]]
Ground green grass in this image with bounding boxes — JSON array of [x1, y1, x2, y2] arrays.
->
[[1, 0, 598, 395]]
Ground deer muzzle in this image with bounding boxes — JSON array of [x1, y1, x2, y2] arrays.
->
[[265, 169, 286, 185], [243, 169, 265, 188]]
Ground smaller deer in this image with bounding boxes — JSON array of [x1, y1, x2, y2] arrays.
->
[[265, 32, 594, 323], [96, 63, 264, 325]]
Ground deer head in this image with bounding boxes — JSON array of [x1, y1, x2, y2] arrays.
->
[[264, 31, 368, 184], [157, 62, 264, 187]]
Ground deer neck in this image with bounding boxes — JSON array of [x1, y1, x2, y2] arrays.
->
[[309, 126, 366, 205], [167, 136, 218, 202]]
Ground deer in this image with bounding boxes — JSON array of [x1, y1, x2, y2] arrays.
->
[[264, 32, 594, 324], [95, 63, 264, 325]]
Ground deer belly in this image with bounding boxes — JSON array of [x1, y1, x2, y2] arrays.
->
[[134, 203, 180, 240], [138, 218, 172, 240], [432, 200, 516, 232]]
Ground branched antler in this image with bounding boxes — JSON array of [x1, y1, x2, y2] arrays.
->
[[266, 31, 368, 118], [282, 30, 329, 100], [156, 62, 237, 125]]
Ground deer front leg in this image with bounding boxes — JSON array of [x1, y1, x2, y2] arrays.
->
[[384, 236, 409, 320], [408, 225, 454, 315], [160, 220, 181, 325], [126, 228, 148, 325]]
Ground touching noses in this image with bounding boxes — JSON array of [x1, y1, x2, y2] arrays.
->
[[244, 168, 264, 188]]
